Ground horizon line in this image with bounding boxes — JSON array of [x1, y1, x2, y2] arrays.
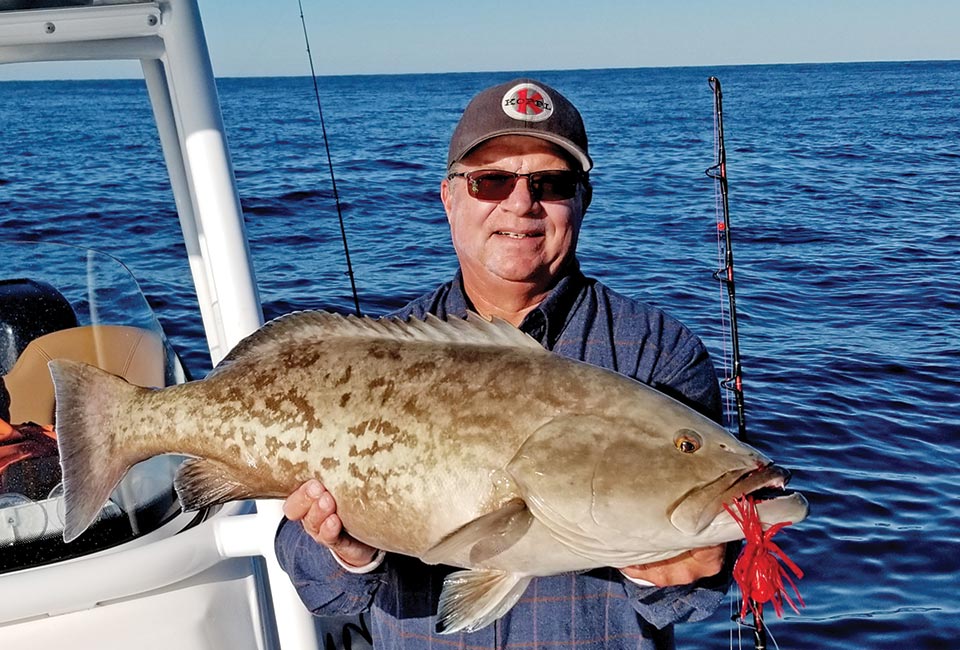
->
[[2, 56, 958, 83]]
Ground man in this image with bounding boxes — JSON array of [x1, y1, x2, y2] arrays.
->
[[277, 78, 732, 649]]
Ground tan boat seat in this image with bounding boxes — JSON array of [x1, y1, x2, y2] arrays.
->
[[2, 325, 165, 426]]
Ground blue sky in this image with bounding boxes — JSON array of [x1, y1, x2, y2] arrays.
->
[[2, 0, 959, 80]]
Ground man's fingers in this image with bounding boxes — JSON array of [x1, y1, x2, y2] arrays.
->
[[318, 512, 345, 546], [283, 482, 350, 550], [282, 479, 324, 521], [621, 544, 726, 586], [281, 480, 380, 567], [321, 514, 377, 567]]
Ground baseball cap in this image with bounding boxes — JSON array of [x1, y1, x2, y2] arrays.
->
[[447, 78, 593, 172]]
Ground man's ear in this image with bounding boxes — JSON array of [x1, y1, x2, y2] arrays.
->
[[580, 178, 593, 213], [441, 177, 454, 224]]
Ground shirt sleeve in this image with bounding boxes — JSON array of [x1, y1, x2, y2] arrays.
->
[[274, 517, 385, 616], [652, 333, 724, 423], [625, 578, 727, 630], [621, 544, 738, 629]]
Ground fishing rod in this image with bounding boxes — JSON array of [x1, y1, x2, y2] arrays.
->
[[297, 0, 363, 317], [705, 76, 766, 650], [706, 76, 746, 441]]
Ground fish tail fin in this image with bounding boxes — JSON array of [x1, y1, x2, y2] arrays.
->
[[435, 569, 532, 634], [49, 359, 145, 543]]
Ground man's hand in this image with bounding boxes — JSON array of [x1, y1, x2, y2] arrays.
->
[[620, 544, 726, 586], [283, 479, 379, 568]]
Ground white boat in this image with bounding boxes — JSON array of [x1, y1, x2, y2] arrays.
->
[[0, 2, 355, 648]]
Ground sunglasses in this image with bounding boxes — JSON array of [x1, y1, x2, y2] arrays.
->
[[447, 169, 583, 202]]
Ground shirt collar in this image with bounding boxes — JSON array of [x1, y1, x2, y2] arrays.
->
[[449, 260, 586, 350], [519, 260, 586, 349]]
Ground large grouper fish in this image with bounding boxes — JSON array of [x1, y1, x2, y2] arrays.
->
[[49, 311, 808, 633]]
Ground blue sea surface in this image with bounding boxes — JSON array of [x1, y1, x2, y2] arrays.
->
[[2, 61, 959, 649]]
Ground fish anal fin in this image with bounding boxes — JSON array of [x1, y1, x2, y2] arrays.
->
[[174, 458, 258, 511], [436, 569, 532, 634], [421, 497, 531, 566]]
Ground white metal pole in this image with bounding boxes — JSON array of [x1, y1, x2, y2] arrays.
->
[[141, 57, 225, 359], [158, 3, 322, 649], [158, 0, 263, 364]]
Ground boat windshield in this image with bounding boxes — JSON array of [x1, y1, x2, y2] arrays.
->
[[0, 240, 190, 573]]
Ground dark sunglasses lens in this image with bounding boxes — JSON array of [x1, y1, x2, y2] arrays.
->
[[533, 171, 580, 201], [464, 170, 581, 201], [468, 172, 517, 200]]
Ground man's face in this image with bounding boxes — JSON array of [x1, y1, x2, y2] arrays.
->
[[441, 135, 587, 292]]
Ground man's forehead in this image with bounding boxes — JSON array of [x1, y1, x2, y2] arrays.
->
[[459, 136, 577, 169]]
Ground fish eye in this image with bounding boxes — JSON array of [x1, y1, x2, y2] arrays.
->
[[674, 430, 703, 454]]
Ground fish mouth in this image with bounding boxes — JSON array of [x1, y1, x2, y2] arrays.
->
[[670, 464, 808, 535]]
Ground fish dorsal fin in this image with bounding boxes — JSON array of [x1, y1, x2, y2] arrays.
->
[[210, 310, 546, 375]]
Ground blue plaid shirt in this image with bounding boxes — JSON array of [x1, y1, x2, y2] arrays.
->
[[276, 263, 730, 649]]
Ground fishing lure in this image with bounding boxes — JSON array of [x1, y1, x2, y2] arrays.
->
[[725, 495, 804, 622]]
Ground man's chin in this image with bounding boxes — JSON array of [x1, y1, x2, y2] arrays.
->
[[486, 265, 549, 286]]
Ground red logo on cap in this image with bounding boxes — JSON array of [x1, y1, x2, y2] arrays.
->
[[514, 88, 545, 115], [501, 83, 554, 122]]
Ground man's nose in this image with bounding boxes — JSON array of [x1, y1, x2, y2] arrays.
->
[[499, 176, 540, 214]]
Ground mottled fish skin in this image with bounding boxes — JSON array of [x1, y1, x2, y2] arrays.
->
[[50, 311, 808, 631], [147, 323, 663, 557]]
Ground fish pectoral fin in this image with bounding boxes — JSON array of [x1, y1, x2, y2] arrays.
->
[[421, 498, 532, 565], [174, 458, 259, 511], [436, 569, 531, 635]]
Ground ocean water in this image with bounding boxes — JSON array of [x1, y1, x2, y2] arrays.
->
[[1, 61, 959, 649]]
